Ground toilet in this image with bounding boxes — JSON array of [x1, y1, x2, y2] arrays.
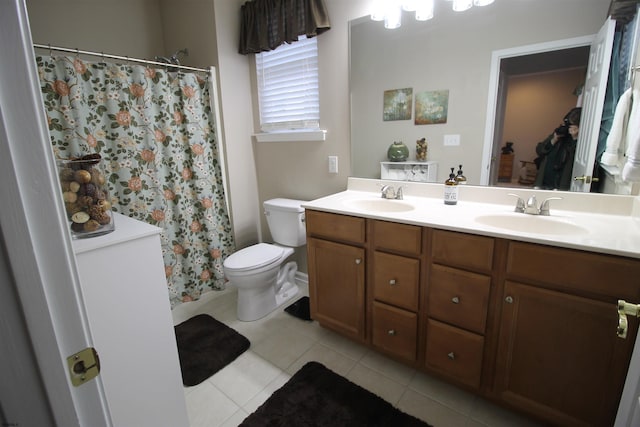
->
[[223, 198, 307, 321]]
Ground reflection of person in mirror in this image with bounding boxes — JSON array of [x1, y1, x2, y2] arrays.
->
[[534, 107, 581, 190]]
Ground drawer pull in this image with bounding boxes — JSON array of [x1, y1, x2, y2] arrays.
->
[[355, 258, 362, 265], [451, 296, 460, 304], [505, 296, 514, 304], [389, 279, 397, 286], [388, 329, 396, 336], [447, 352, 456, 360]]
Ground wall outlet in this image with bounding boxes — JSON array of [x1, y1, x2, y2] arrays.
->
[[444, 134, 461, 146], [328, 156, 338, 173]]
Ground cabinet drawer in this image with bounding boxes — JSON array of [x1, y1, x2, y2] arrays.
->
[[425, 319, 484, 389], [373, 251, 419, 311], [431, 229, 494, 272], [506, 242, 640, 300], [428, 264, 490, 334], [372, 302, 417, 363], [306, 210, 365, 244], [372, 220, 422, 255]]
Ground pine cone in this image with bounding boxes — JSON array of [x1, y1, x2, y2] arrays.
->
[[88, 205, 111, 225]]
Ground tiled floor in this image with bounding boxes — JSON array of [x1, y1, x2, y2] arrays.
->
[[171, 282, 544, 427]]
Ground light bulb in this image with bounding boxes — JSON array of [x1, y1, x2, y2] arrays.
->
[[384, 3, 402, 29], [415, 0, 434, 21], [452, 0, 473, 12], [371, 0, 386, 21]]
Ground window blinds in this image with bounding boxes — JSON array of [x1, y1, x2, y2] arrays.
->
[[256, 36, 320, 132]]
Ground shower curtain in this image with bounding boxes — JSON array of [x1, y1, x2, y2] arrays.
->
[[37, 54, 235, 307]]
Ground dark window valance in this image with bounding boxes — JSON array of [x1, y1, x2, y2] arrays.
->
[[239, 0, 331, 55]]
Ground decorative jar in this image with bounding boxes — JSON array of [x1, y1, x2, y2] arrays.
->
[[387, 141, 409, 162], [57, 154, 115, 239]]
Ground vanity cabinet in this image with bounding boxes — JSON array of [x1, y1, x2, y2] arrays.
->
[[369, 220, 423, 364], [425, 230, 495, 389], [305, 210, 640, 427], [494, 241, 640, 426], [306, 210, 366, 341]]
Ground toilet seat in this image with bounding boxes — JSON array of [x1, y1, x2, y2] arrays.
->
[[224, 243, 284, 272]]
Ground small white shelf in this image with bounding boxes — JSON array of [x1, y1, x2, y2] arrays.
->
[[381, 161, 438, 182]]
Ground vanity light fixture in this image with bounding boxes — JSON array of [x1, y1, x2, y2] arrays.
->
[[372, 0, 493, 28]]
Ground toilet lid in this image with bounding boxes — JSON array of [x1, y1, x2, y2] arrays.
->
[[224, 243, 284, 271]]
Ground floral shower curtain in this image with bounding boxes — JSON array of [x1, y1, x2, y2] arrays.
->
[[37, 54, 235, 307]]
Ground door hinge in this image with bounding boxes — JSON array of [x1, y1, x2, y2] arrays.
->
[[67, 347, 100, 386]]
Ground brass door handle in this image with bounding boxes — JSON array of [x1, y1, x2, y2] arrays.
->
[[617, 299, 640, 339], [573, 175, 600, 183]]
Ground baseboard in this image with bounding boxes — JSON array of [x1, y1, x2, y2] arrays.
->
[[295, 271, 308, 286]]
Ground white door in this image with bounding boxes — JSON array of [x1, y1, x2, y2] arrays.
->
[[571, 18, 616, 192], [0, 1, 111, 426]]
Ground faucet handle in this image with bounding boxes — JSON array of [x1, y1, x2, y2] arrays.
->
[[507, 193, 525, 213], [395, 186, 404, 200], [380, 184, 395, 199], [539, 197, 562, 216]]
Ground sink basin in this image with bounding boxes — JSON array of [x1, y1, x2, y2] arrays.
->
[[344, 198, 415, 213], [474, 213, 589, 236]]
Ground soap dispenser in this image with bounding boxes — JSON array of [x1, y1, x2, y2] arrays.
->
[[456, 165, 467, 184], [444, 167, 458, 205]]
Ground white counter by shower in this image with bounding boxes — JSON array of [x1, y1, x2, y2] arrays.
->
[[73, 213, 189, 427]]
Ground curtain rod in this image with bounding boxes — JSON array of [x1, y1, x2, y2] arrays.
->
[[33, 43, 211, 74]]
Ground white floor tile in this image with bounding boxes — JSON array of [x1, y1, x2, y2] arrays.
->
[[358, 350, 416, 386], [397, 388, 468, 426], [209, 351, 284, 407], [250, 324, 316, 370], [287, 342, 358, 377], [184, 381, 239, 427], [218, 409, 250, 427], [345, 362, 407, 406], [241, 371, 291, 415], [408, 370, 478, 415]]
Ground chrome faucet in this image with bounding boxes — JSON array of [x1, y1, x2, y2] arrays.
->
[[380, 184, 403, 200], [524, 195, 539, 215], [508, 193, 562, 216]]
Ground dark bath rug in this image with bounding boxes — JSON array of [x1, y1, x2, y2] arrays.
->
[[284, 296, 312, 321], [174, 314, 250, 386], [239, 361, 433, 427]]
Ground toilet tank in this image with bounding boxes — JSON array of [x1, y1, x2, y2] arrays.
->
[[263, 198, 307, 247]]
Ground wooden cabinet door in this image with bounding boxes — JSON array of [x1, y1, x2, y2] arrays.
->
[[308, 237, 365, 341], [495, 281, 634, 427]]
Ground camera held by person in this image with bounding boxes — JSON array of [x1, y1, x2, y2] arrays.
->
[[533, 107, 582, 191]]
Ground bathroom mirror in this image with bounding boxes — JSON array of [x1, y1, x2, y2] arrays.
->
[[349, 0, 636, 194]]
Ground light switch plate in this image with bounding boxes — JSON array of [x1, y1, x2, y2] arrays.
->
[[444, 134, 461, 146], [328, 156, 338, 173]]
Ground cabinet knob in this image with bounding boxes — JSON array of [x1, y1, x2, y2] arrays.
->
[[505, 296, 514, 304], [451, 296, 460, 304], [355, 258, 362, 265], [447, 352, 455, 360], [387, 329, 396, 336], [389, 279, 397, 286]]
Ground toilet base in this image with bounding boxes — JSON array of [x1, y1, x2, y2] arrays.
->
[[236, 261, 300, 322]]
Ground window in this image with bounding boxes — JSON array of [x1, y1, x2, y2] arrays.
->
[[255, 36, 321, 136]]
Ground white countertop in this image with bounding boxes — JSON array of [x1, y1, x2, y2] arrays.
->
[[302, 178, 640, 259]]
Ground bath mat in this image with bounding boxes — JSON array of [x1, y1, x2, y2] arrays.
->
[[284, 296, 312, 321], [174, 314, 250, 386], [239, 361, 433, 427]]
